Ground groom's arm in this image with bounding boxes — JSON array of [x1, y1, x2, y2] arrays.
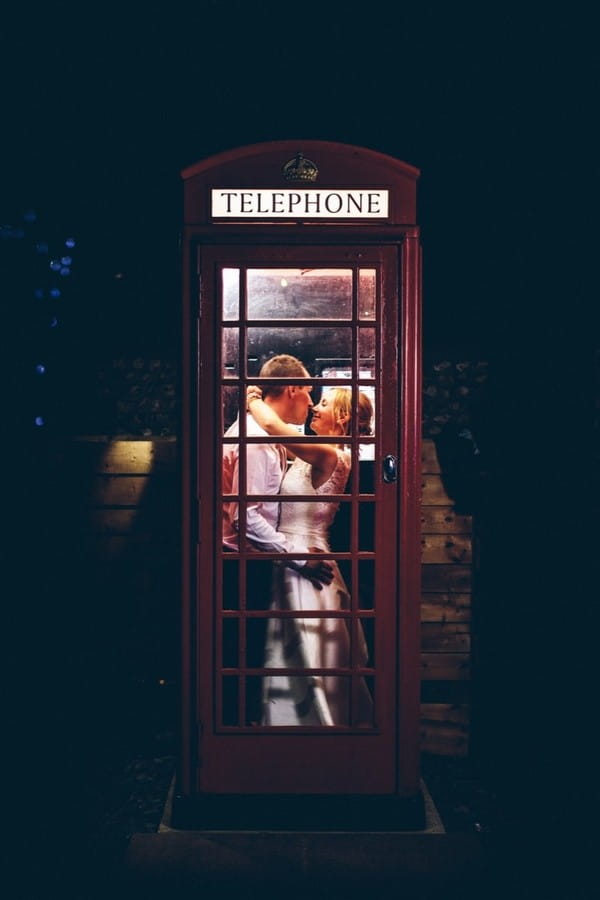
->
[[233, 443, 292, 551]]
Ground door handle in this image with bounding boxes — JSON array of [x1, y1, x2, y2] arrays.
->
[[382, 454, 398, 483]]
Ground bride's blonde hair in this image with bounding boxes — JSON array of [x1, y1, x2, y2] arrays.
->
[[330, 387, 374, 436]]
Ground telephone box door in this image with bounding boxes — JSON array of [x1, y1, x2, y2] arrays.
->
[[194, 242, 403, 794]]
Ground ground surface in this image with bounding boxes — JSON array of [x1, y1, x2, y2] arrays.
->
[[82, 686, 510, 866], [16, 681, 586, 899]]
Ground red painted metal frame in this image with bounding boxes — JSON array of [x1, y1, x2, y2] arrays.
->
[[179, 232, 193, 795], [195, 244, 398, 794], [398, 230, 423, 796], [179, 141, 422, 800]]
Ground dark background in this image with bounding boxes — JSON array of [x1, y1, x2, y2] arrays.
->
[[3, 1, 595, 886], [2, 1, 591, 357]]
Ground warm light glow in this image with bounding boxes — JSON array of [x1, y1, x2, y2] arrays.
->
[[96, 441, 155, 559], [102, 440, 154, 472]]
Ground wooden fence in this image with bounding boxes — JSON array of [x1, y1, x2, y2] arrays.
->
[[65, 436, 472, 756], [420, 439, 472, 756]]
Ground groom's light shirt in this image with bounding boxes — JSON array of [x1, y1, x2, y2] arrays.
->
[[222, 414, 305, 557]]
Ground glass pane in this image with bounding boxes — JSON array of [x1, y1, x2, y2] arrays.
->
[[358, 268, 376, 319], [277, 500, 350, 556], [262, 615, 352, 669], [222, 677, 239, 726], [358, 560, 375, 610], [245, 677, 263, 726], [337, 558, 352, 592], [358, 328, 375, 370], [246, 617, 269, 667], [261, 609, 358, 725], [357, 455, 375, 490], [328, 499, 352, 552], [317, 361, 352, 378], [215, 258, 385, 733], [247, 326, 352, 376], [358, 617, 375, 667], [247, 269, 352, 320], [222, 560, 239, 609], [304, 384, 373, 443], [222, 618, 239, 667], [325, 503, 376, 552], [353, 676, 375, 728], [356, 386, 376, 447], [222, 385, 239, 432], [234, 488, 284, 552], [222, 268, 239, 320], [222, 328, 239, 377], [263, 670, 351, 726], [243, 560, 276, 611], [358, 502, 375, 551]]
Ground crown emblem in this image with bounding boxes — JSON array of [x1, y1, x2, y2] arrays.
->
[[282, 153, 319, 182]]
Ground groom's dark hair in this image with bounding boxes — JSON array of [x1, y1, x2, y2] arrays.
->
[[259, 354, 308, 399]]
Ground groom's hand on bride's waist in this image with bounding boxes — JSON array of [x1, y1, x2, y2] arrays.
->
[[296, 555, 334, 590]]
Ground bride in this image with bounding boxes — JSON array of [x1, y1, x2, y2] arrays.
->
[[246, 384, 374, 727]]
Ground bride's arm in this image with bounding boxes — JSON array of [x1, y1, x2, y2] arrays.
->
[[246, 387, 338, 476]]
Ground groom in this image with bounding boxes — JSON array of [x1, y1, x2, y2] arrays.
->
[[223, 353, 333, 584], [222, 353, 333, 723]]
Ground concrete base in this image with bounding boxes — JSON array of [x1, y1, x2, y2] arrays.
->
[[114, 779, 502, 898], [122, 831, 494, 898], [109, 777, 546, 898], [78, 761, 583, 900], [168, 789, 431, 834], [162, 777, 444, 834]]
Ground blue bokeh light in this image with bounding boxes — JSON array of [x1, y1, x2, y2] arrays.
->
[[49, 317, 58, 328], [49, 260, 61, 271], [35, 364, 46, 375], [60, 256, 72, 265], [49, 288, 61, 298], [35, 416, 45, 426], [65, 238, 76, 248], [59, 267, 71, 276]]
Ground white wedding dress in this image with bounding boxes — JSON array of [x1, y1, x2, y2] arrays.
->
[[262, 450, 373, 726]]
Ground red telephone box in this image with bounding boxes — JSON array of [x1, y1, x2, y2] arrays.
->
[[176, 141, 422, 827]]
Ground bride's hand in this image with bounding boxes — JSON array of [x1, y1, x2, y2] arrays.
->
[[246, 385, 263, 411]]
